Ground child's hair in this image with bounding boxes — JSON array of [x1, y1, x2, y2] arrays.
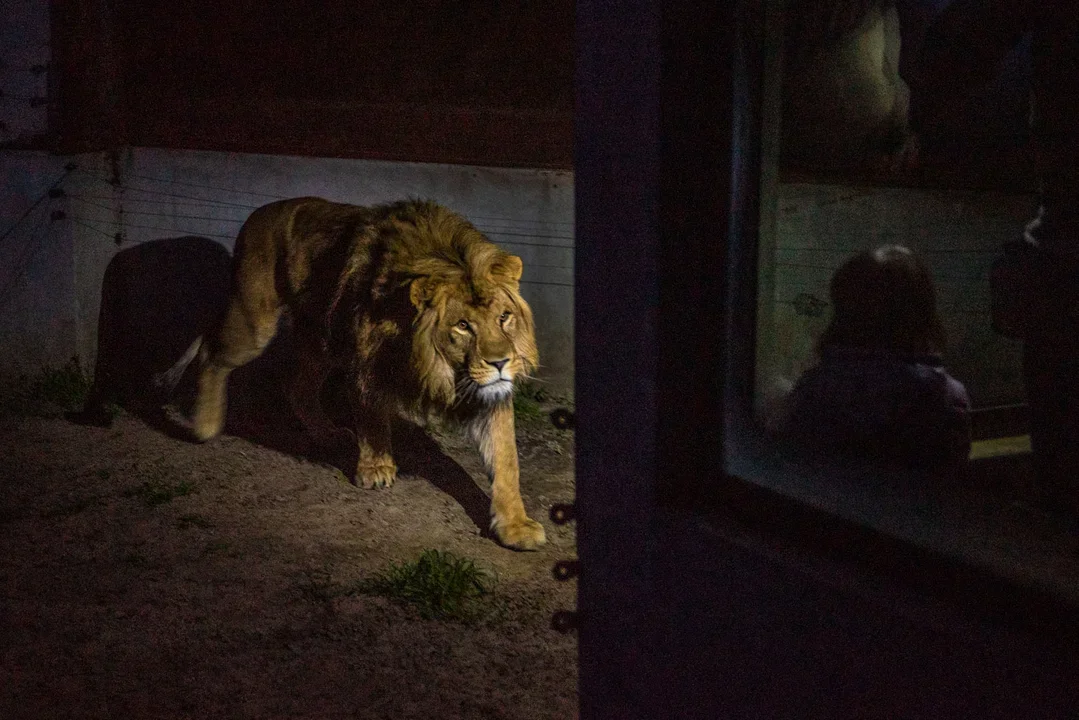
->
[[819, 245, 946, 355]]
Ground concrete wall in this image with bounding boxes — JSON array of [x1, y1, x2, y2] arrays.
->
[[765, 183, 1034, 408], [0, 149, 575, 392], [0, 152, 77, 372]]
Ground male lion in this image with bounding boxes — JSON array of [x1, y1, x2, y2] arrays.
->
[[158, 197, 546, 550]]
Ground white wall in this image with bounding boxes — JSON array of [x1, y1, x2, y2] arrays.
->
[[0, 148, 576, 391], [0, 152, 77, 373]]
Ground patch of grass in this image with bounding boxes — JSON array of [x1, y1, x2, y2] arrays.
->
[[0, 356, 92, 416], [123, 479, 197, 507], [513, 380, 548, 419], [514, 379, 577, 422], [515, 379, 550, 403], [512, 392, 543, 419], [353, 549, 504, 623], [35, 356, 92, 409], [176, 513, 214, 530]]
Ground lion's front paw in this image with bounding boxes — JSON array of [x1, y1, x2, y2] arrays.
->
[[357, 460, 397, 489], [190, 418, 221, 443], [492, 516, 547, 551]]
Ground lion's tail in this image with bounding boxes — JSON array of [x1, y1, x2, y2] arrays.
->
[[151, 335, 206, 400]]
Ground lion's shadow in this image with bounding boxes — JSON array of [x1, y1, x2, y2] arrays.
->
[[70, 235, 492, 536], [224, 351, 492, 536]]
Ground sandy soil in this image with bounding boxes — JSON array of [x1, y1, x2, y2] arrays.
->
[[0, 363, 578, 720]]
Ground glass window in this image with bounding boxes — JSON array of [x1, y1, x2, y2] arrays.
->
[[737, 0, 1079, 602]]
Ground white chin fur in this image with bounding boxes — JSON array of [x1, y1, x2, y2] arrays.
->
[[477, 379, 514, 403]]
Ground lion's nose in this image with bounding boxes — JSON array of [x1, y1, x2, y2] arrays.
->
[[486, 358, 509, 373]]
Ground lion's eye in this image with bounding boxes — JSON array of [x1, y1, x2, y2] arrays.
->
[[499, 311, 512, 323], [456, 320, 470, 331]]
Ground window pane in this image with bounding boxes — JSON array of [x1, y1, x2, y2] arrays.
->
[[747, 0, 1079, 600]]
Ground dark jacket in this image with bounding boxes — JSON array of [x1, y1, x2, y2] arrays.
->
[[784, 346, 972, 469]]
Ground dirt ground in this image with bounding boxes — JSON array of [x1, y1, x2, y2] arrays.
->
[[0, 361, 578, 720]]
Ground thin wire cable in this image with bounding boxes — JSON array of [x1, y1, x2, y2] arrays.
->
[[489, 238, 574, 250], [113, 185, 264, 210], [0, 203, 56, 308], [0, 166, 74, 248], [520, 279, 573, 287], [70, 216, 237, 241], [71, 170, 576, 237], [483, 229, 573, 243], [70, 196, 246, 226], [74, 168, 575, 225], [519, 261, 573, 270], [121, 209, 246, 224], [476, 226, 574, 240], [470, 213, 574, 226], [73, 170, 264, 210], [69, 217, 122, 242], [119, 171, 289, 200], [66, 193, 255, 216]]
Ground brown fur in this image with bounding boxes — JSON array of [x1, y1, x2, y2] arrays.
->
[[781, 0, 912, 168], [175, 197, 544, 550]]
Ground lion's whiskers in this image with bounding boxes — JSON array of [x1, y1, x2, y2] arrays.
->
[[454, 375, 481, 405]]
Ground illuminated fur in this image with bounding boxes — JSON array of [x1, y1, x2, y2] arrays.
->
[[782, 0, 912, 169], [166, 197, 545, 550]]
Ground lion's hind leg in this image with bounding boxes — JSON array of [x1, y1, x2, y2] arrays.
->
[[191, 297, 281, 442], [289, 348, 355, 453]]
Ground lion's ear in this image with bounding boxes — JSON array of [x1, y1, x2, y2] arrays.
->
[[409, 277, 430, 311], [492, 254, 524, 282]]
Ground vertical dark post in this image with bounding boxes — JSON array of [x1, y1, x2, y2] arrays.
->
[[658, 2, 739, 492], [575, 2, 661, 718], [725, 0, 768, 437], [576, 0, 738, 717]]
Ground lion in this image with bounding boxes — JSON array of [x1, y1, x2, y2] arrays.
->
[[781, 0, 914, 170], [157, 197, 546, 551]]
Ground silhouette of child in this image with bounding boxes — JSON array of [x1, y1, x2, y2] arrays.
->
[[783, 245, 972, 471]]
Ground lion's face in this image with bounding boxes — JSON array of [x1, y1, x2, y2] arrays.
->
[[409, 255, 539, 408], [441, 289, 535, 403]]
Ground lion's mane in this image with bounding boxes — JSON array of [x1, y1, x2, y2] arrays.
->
[[306, 198, 539, 419]]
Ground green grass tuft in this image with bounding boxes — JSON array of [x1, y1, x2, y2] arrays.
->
[[512, 392, 543, 419], [354, 549, 504, 622], [0, 356, 92, 416], [35, 356, 92, 409], [515, 380, 550, 403], [513, 379, 551, 419]]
